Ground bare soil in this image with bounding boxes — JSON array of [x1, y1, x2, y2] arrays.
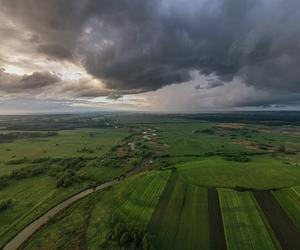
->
[[254, 190, 300, 250], [208, 188, 227, 250]]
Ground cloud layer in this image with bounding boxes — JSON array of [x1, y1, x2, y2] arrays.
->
[[0, 0, 300, 111]]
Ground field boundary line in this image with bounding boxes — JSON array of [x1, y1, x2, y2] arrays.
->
[[250, 192, 282, 250], [253, 190, 300, 250], [172, 183, 187, 249]]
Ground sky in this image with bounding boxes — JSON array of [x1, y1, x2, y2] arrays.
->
[[0, 0, 300, 114]]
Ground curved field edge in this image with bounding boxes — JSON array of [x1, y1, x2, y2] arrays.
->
[[175, 156, 300, 189], [19, 170, 171, 249]]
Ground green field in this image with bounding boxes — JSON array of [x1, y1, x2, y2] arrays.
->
[[120, 171, 171, 229], [157, 122, 300, 157], [153, 176, 187, 249], [219, 189, 275, 250], [0, 128, 127, 176], [273, 188, 300, 231], [176, 156, 300, 189], [21, 193, 99, 250], [148, 173, 210, 249], [173, 185, 209, 249], [20, 170, 171, 249], [2, 114, 300, 249], [0, 127, 135, 247]]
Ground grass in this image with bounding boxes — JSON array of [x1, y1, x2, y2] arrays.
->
[[21, 193, 98, 250], [0, 162, 30, 177], [3, 120, 300, 249], [218, 189, 275, 250], [20, 170, 171, 249], [0, 176, 91, 247], [174, 185, 210, 249], [273, 187, 300, 231], [78, 162, 133, 184], [85, 170, 171, 248], [176, 156, 300, 189], [0, 128, 127, 176], [0, 162, 135, 247], [149, 173, 210, 250], [0, 127, 130, 247], [120, 171, 171, 229], [154, 177, 186, 249], [158, 122, 252, 156], [156, 122, 300, 159]]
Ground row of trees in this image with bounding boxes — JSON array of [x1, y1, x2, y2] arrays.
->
[[221, 153, 250, 162], [55, 169, 87, 188]]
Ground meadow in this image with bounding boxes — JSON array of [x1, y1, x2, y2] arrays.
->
[[0, 125, 139, 247], [1, 113, 300, 249], [20, 170, 171, 249], [0, 128, 128, 176]]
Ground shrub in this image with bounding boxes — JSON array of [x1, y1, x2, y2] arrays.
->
[[5, 157, 27, 165], [0, 199, 13, 211], [104, 218, 154, 249], [55, 170, 81, 188], [222, 153, 250, 162], [10, 165, 46, 179], [201, 129, 214, 134], [77, 147, 95, 153], [31, 157, 50, 164]]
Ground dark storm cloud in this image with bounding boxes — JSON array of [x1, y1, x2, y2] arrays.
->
[[0, 70, 60, 93], [195, 80, 224, 90], [234, 93, 300, 108], [19, 71, 60, 89], [37, 44, 72, 60], [1, 0, 300, 98]]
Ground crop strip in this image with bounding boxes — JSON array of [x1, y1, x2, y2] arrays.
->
[[147, 171, 178, 232], [174, 186, 210, 249], [219, 189, 275, 249], [253, 190, 300, 250], [208, 188, 227, 250]]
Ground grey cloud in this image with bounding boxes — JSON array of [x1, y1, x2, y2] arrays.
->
[[195, 80, 224, 90], [53, 79, 108, 98], [53, 79, 141, 99], [106, 94, 123, 101], [37, 44, 72, 60], [0, 70, 128, 99], [1, 0, 300, 103], [0, 70, 60, 93], [20, 72, 60, 89]]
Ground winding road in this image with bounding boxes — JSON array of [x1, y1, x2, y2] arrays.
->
[[4, 159, 151, 250]]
